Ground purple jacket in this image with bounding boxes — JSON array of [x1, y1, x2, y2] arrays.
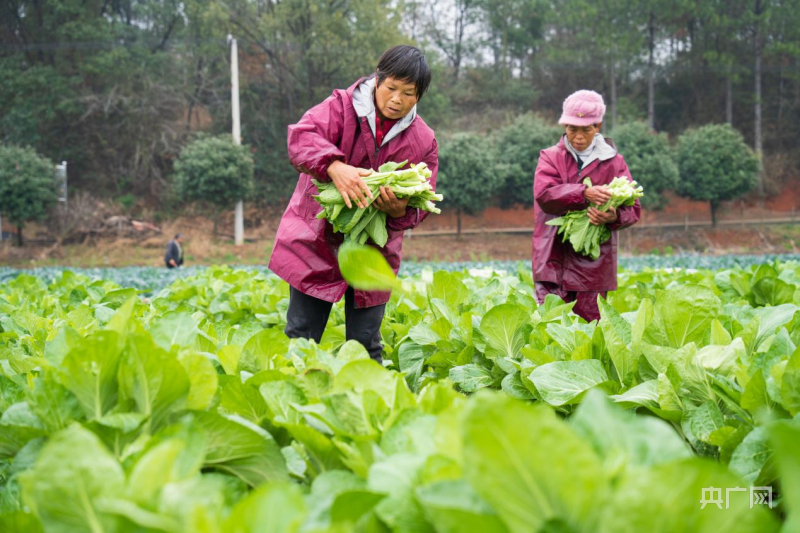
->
[[532, 136, 641, 292], [268, 77, 438, 308]]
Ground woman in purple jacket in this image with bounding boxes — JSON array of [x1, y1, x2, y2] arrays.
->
[[533, 90, 641, 322], [269, 46, 438, 362]]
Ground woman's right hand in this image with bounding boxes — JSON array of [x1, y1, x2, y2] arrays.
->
[[328, 160, 374, 208], [584, 185, 612, 206]]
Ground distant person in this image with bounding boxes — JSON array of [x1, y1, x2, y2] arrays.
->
[[165, 233, 184, 269], [268, 45, 438, 362], [532, 90, 641, 322]]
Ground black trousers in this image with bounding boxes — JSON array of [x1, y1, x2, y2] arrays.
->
[[285, 287, 385, 361]]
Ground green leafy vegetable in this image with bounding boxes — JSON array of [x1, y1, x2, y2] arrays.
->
[[337, 242, 400, 291], [314, 161, 442, 247], [546, 176, 644, 260]]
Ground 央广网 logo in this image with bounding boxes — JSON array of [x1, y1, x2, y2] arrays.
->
[[700, 486, 773, 510]]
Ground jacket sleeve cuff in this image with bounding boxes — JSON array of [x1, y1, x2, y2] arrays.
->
[[608, 205, 636, 231], [386, 207, 422, 232]]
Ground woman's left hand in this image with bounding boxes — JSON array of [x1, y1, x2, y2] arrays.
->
[[374, 186, 410, 218], [587, 206, 618, 226]]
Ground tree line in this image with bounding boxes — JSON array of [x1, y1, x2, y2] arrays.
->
[[1, 0, 796, 213], [1, 116, 759, 244]]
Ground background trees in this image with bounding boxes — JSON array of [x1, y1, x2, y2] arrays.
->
[[1, 0, 797, 214], [173, 135, 254, 236], [436, 133, 503, 238], [610, 122, 679, 210], [0, 145, 59, 245], [675, 124, 760, 227]]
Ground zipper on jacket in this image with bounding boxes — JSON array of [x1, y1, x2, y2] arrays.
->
[[370, 120, 380, 160]]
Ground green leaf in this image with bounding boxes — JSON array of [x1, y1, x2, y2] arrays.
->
[[480, 303, 531, 360], [260, 380, 307, 426], [337, 242, 399, 291], [333, 359, 401, 407], [416, 480, 509, 533], [694, 338, 746, 378], [782, 347, 800, 415], [429, 271, 469, 311], [686, 401, 725, 445], [224, 482, 305, 533], [741, 369, 770, 414], [104, 296, 139, 339], [398, 342, 427, 391], [220, 378, 270, 424], [770, 419, 800, 531], [750, 304, 796, 349], [610, 379, 659, 409], [118, 334, 190, 434], [409, 323, 441, 346], [178, 352, 218, 411], [752, 277, 795, 306], [643, 285, 720, 348], [0, 403, 47, 459], [598, 298, 636, 386], [729, 427, 772, 485], [598, 458, 779, 533], [149, 311, 198, 350], [127, 434, 204, 507], [710, 319, 732, 345], [304, 470, 381, 528], [462, 392, 605, 533], [0, 511, 44, 533], [571, 390, 691, 467], [218, 345, 243, 376], [378, 161, 407, 173], [449, 364, 495, 393], [501, 372, 535, 400], [380, 410, 437, 456], [26, 372, 82, 433], [368, 453, 433, 533], [365, 210, 389, 247], [61, 331, 123, 420], [240, 328, 290, 373], [194, 411, 288, 487], [19, 425, 125, 533], [655, 372, 684, 419], [43, 326, 82, 367], [529, 360, 611, 406]]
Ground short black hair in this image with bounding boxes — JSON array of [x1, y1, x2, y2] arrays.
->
[[375, 45, 431, 101], [175, 233, 182, 239]]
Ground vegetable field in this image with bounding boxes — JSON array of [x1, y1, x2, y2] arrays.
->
[[1, 259, 799, 532]]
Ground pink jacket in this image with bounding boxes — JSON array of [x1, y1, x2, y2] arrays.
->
[[532, 137, 641, 291], [268, 77, 438, 307]]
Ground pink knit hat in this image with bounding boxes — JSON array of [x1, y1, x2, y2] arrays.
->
[[558, 90, 606, 126]]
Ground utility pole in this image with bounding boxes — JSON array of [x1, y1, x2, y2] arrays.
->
[[230, 35, 244, 246]]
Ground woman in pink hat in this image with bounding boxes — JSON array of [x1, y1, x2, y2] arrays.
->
[[532, 90, 641, 322]]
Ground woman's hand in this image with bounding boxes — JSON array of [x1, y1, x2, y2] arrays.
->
[[584, 185, 612, 206], [328, 160, 373, 208], [374, 186, 409, 218], [587, 206, 618, 226]]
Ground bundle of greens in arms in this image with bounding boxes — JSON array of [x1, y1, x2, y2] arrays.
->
[[546, 176, 644, 260], [313, 160, 442, 247]]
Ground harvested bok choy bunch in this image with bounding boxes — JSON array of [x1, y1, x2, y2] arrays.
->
[[546, 176, 643, 260], [313, 160, 442, 247]]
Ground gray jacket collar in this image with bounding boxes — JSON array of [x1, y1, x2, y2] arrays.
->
[[564, 133, 617, 169], [352, 76, 417, 147]]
